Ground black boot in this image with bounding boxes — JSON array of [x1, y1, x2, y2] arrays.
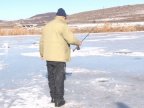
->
[[51, 98, 55, 103], [55, 100, 65, 107]]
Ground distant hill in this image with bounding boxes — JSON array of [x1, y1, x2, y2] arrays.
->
[[0, 12, 56, 28], [0, 4, 144, 27], [68, 4, 144, 23], [15, 12, 56, 27]]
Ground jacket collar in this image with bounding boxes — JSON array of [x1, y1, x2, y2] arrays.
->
[[55, 16, 67, 24]]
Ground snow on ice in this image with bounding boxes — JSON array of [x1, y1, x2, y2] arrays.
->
[[0, 32, 144, 108]]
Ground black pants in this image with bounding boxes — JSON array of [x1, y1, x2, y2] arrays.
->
[[46, 61, 66, 100]]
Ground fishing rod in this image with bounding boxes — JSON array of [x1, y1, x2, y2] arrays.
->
[[73, 27, 95, 52]]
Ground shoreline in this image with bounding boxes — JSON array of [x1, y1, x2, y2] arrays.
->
[[0, 22, 144, 36]]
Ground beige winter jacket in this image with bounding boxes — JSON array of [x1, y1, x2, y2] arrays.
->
[[39, 16, 80, 62]]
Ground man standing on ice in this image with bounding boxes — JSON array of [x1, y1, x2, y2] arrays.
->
[[39, 8, 81, 107]]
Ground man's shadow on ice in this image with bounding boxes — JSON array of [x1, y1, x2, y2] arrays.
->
[[115, 102, 130, 108]]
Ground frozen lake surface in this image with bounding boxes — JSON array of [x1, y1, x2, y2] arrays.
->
[[0, 32, 144, 108]]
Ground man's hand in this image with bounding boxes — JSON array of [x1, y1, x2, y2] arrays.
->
[[76, 46, 80, 50], [77, 41, 82, 50], [73, 41, 82, 52]]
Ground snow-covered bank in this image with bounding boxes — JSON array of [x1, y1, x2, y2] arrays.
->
[[69, 22, 144, 28]]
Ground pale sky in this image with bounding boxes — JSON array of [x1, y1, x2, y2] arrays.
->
[[0, 0, 144, 21]]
